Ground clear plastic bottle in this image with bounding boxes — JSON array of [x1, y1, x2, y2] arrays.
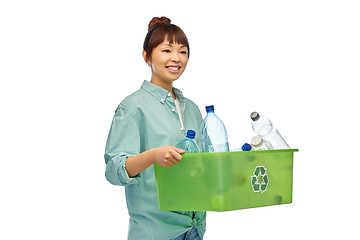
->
[[175, 130, 200, 153], [200, 105, 230, 152], [251, 135, 274, 150], [230, 143, 252, 152], [250, 112, 290, 149]]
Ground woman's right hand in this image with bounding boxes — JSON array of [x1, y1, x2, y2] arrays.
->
[[125, 146, 186, 177], [150, 146, 185, 167]]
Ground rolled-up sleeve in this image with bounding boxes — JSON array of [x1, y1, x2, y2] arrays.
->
[[104, 104, 141, 186]]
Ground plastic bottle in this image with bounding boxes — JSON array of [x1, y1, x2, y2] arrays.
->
[[251, 135, 274, 150], [230, 143, 252, 152], [175, 130, 200, 153], [241, 143, 252, 151], [250, 112, 290, 149], [200, 105, 230, 152]]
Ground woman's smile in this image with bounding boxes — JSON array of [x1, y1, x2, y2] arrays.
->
[[166, 65, 181, 73]]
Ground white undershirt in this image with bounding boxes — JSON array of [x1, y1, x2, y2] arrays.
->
[[174, 98, 185, 130]]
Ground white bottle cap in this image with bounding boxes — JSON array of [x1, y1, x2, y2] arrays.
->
[[251, 136, 263, 148]]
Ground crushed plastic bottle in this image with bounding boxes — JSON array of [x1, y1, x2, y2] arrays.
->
[[250, 112, 290, 149], [175, 130, 200, 153], [200, 105, 229, 152]]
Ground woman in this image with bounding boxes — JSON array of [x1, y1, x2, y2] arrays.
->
[[104, 17, 206, 239]]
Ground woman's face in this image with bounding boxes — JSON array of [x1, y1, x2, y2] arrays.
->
[[146, 39, 189, 85]]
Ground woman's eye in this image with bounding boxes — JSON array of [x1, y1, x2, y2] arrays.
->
[[163, 49, 171, 53], [180, 51, 187, 55]]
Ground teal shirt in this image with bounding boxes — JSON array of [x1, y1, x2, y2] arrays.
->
[[104, 80, 206, 240]]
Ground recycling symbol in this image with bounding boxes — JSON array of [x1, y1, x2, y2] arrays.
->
[[251, 166, 269, 193]]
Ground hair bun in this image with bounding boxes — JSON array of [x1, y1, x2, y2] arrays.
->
[[148, 16, 171, 31]]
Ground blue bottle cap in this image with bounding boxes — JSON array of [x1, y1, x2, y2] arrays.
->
[[186, 130, 196, 139], [205, 105, 214, 113], [241, 143, 252, 151]]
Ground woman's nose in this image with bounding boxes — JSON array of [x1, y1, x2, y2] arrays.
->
[[170, 53, 180, 62]]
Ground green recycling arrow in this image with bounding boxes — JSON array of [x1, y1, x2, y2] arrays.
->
[[251, 166, 269, 193]]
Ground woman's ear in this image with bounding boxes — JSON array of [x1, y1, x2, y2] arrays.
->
[[142, 50, 151, 65]]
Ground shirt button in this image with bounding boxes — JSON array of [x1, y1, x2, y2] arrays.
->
[[172, 108, 176, 112], [160, 98, 164, 103], [167, 93, 171, 97]]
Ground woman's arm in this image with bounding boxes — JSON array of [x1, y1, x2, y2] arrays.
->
[[125, 146, 185, 177]]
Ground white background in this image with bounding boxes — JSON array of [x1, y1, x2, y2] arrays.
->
[[1, 0, 359, 239]]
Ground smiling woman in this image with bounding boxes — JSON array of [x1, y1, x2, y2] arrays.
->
[[143, 16, 190, 62], [144, 39, 189, 93], [104, 16, 205, 240], [142, 17, 190, 95]]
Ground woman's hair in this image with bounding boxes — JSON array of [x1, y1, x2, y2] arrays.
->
[[143, 17, 190, 62]]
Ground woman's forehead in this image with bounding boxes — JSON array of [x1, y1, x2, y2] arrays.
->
[[159, 40, 187, 48]]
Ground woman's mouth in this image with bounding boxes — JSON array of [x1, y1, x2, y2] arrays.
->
[[166, 66, 181, 73]]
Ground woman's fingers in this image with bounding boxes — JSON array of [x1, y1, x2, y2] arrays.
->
[[152, 146, 186, 167], [163, 147, 185, 167]]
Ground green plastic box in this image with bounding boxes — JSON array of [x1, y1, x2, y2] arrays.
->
[[154, 149, 298, 212]]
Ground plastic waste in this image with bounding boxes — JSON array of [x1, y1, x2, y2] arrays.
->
[[230, 143, 252, 152], [175, 130, 200, 153], [250, 112, 290, 149], [200, 105, 229, 152], [241, 143, 252, 151], [251, 135, 274, 150]]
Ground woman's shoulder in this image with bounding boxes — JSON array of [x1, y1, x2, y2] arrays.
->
[[180, 93, 200, 110], [183, 96, 198, 107], [118, 88, 147, 107], [113, 88, 149, 117]]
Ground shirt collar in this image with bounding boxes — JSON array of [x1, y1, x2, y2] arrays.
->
[[141, 80, 184, 103]]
